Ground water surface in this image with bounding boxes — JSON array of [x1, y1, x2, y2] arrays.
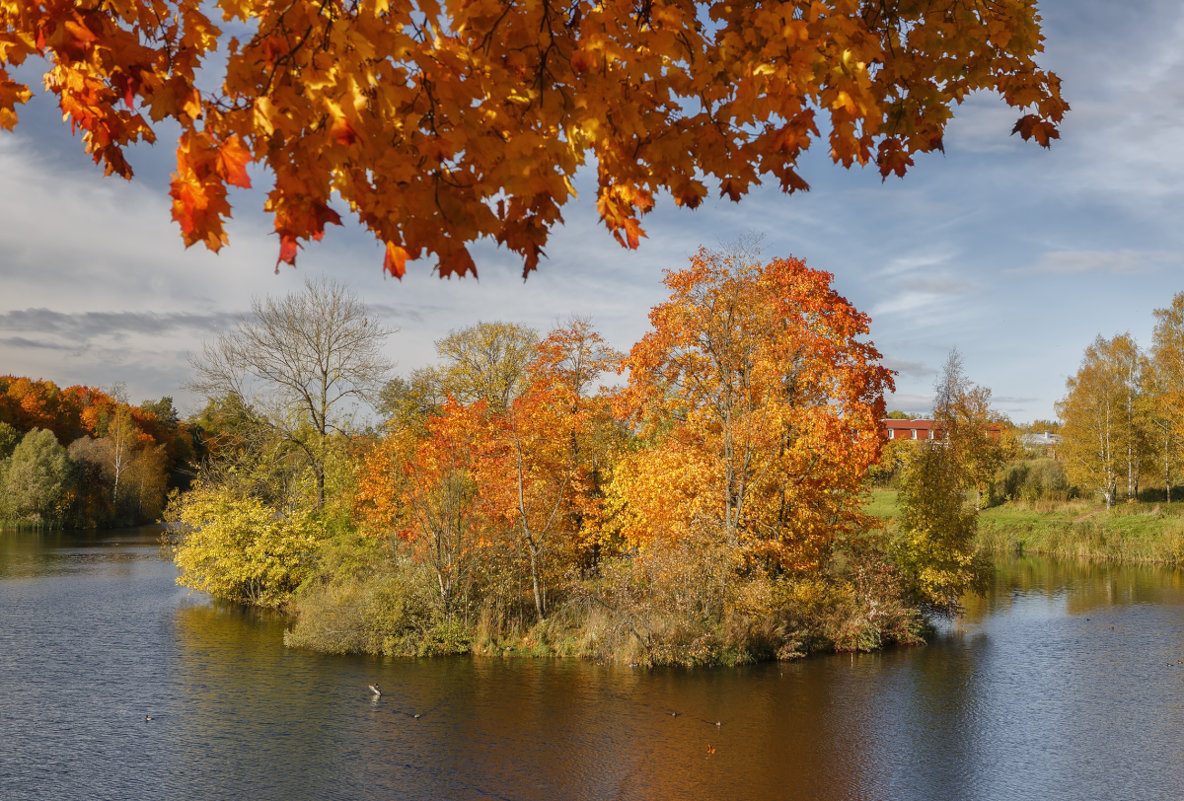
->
[[1, 529, 1181, 800]]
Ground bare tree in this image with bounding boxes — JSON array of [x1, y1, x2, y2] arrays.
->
[[191, 276, 394, 507]]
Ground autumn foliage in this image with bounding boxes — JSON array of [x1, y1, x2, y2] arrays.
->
[[355, 320, 621, 619], [0, 376, 189, 525], [337, 253, 923, 664], [0, 376, 189, 461], [611, 249, 891, 570], [3, 1, 1065, 275]]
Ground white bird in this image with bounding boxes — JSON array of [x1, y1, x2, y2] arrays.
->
[[368, 684, 382, 697]]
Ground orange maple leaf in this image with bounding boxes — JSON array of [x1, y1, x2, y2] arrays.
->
[[383, 242, 409, 279], [216, 135, 252, 189], [277, 235, 299, 270]]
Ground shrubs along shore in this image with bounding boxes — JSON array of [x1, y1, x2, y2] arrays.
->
[[278, 529, 930, 667]]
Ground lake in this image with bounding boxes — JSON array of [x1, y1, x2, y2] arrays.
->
[[1, 528, 1182, 800]]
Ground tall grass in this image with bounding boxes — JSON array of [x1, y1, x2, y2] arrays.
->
[[868, 488, 1184, 566]]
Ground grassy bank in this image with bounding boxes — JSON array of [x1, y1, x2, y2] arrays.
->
[[866, 489, 1184, 566]]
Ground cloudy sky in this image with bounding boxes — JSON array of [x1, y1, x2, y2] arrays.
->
[[2, 0, 1183, 423]]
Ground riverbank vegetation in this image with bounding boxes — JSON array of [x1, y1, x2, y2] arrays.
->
[[869, 476, 1184, 567], [24, 266, 1184, 667]]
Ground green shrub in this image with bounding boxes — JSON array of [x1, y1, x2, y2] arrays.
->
[[284, 534, 444, 655]]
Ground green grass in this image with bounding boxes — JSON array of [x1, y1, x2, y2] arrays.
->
[[863, 488, 900, 522], [866, 489, 1184, 566]]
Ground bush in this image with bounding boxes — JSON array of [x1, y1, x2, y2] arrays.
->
[[163, 483, 323, 607], [283, 534, 448, 656], [990, 459, 1071, 506]]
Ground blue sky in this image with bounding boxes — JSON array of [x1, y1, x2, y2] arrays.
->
[[2, 0, 1183, 423]]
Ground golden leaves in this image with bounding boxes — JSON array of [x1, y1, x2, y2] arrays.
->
[[615, 248, 892, 566], [3, 0, 1067, 274], [0, 68, 31, 130]]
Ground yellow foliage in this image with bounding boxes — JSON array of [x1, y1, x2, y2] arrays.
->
[[165, 483, 322, 608], [612, 249, 892, 570]]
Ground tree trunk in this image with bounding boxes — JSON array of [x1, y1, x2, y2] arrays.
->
[[529, 545, 545, 620]]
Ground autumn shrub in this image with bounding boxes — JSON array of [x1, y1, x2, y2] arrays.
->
[[991, 459, 1072, 507], [284, 534, 443, 655], [543, 530, 779, 667], [164, 482, 323, 608], [775, 534, 925, 656], [1021, 459, 1072, 504]]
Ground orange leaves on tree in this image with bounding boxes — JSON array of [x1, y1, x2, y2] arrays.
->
[[170, 132, 253, 252], [216, 135, 252, 189], [353, 320, 621, 619], [1, 0, 1068, 277], [0, 66, 32, 130], [1011, 114, 1061, 148], [0, 375, 187, 464], [613, 248, 894, 570], [268, 192, 343, 268]]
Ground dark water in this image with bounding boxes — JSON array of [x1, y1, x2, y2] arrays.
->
[[1, 530, 1182, 801]]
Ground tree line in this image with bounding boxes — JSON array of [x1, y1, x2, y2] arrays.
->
[[0, 378, 193, 527]]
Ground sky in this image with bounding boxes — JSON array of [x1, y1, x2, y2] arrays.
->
[[2, 0, 1184, 424]]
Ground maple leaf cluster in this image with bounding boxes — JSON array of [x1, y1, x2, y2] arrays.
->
[[2, 0, 1066, 276]]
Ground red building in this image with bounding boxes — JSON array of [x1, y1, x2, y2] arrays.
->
[[881, 419, 1002, 442]]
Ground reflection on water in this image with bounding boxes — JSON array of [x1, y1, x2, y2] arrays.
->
[[1, 535, 1182, 801]]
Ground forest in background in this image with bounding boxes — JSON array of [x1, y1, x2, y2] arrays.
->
[[0, 379, 194, 528]]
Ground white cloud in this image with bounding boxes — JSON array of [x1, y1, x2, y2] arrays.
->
[[1021, 250, 1175, 275]]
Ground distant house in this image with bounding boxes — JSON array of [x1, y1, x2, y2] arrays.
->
[[1020, 431, 1062, 458], [883, 418, 943, 441], [881, 419, 1003, 442]]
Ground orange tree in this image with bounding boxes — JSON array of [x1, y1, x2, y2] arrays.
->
[[3, 1, 1065, 275], [355, 398, 485, 617], [610, 248, 893, 571], [355, 320, 622, 622], [474, 319, 622, 619]]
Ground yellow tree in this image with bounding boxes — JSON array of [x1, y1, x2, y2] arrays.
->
[[166, 483, 321, 607], [2, 1, 1066, 275], [432, 322, 539, 412], [612, 248, 893, 570], [1147, 293, 1184, 500], [894, 351, 993, 613], [1057, 334, 1149, 508], [931, 349, 1005, 509]]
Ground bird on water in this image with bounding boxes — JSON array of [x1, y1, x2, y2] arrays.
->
[[369, 684, 382, 697]]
